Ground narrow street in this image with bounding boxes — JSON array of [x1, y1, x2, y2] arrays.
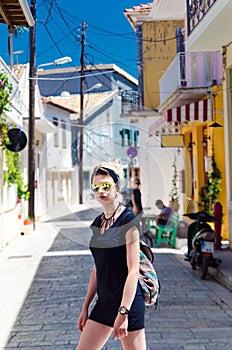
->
[[3, 207, 232, 350]]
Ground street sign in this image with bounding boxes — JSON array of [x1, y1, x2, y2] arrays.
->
[[127, 146, 138, 158]]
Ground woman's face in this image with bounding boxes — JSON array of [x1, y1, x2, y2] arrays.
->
[[91, 174, 118, 205]]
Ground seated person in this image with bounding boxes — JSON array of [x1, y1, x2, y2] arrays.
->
[[155, 199, 172, 225]]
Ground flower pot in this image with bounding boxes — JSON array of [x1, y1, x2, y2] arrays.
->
[[23, 218, 32, 225]]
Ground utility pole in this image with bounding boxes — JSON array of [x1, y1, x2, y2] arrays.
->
[[28, 0, 36, 227], [78, 22, 86, 204]]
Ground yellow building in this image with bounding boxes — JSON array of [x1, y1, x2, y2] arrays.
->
[[142, 20, 184, 109], [124, 1, 228, 244], [185, 0, 232, 247], [181, 85, 227, 240], [124, 2, 185, 110]]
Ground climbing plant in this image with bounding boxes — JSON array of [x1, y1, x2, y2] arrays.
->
[[0, 69, 12, 146], [0, 70, 29, 199], [169, 155, 179, 201], [4, 148, 29, 199], [199, 147, 222, 215]]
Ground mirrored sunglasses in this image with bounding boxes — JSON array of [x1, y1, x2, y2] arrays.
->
[[91, 182, 115, 193]]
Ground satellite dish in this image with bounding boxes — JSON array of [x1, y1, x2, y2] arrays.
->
[[5, 128, 27, 152]]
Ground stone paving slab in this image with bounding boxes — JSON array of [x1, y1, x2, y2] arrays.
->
[[2, 248, 232, 350], [1, 208, 232, 350]]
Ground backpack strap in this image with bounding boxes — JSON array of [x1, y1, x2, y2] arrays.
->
[[140, 240, 154, 263]]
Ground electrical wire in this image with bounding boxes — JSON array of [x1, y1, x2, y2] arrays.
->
[[47, 1, 181, 44], [33, 0, 188, 100], [44, 0, 55, 25], [35, 0, 136, 74]]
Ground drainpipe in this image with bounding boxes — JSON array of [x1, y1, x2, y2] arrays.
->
[[136, 22, 144, 108]]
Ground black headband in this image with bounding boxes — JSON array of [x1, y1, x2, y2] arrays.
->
[[100, 167, 119, 184]]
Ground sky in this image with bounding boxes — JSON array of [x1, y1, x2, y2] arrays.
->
[[0, 0, 139, 78]]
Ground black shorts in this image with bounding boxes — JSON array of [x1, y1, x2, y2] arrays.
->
[[89, 286, 145, 331]]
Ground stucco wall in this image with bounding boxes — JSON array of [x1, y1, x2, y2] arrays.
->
[[142, 20, 184, 110]]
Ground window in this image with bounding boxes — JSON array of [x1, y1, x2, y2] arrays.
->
[[61, 119, 67, 148], [53, 117, 58, 147], [85, 131, 93, 153], [119, 128, 133, 146], [134, 130, 139, 147]]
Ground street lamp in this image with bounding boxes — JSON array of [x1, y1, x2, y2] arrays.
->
[[37, 56, 72, 71], [28, 56, 72, 228], [85, 83, 102, 92]]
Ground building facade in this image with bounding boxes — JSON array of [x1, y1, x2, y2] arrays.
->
[[185, 0, 232, 246], [0, 1, 34, 248], [38, 64, 140, 206]]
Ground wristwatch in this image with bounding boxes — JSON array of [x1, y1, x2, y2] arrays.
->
[[118, 306, 129, 315]]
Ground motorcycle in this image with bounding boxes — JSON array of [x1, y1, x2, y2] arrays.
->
[[183, 211, 221, 280]]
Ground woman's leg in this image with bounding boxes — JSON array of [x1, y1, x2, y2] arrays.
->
[[121, 328, 146, 350], [76, 319, 112, 350]]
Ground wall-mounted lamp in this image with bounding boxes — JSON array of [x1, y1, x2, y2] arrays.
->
[[207, 90, 223, 128], [209, 121, 223, 128], [187, 141, 195, 152], [202, 136, 211, 148]]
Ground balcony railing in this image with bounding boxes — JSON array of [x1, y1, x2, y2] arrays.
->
[[159, 51, 222, 106], [187, 0, 218, 35], [121, 90, 140, 115]]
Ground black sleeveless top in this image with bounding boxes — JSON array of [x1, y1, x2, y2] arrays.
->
[[89, 208, 140, 306], [132, 188, 143, 213]]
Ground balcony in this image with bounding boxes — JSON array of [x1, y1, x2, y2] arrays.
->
[[159, 51, 222, 112], [185, 0, 232, 52], [121, 90, 159, 118], [0, 57, 22, 126]]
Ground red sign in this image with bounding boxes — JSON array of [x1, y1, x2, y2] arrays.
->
[[127, 146, 138, 158]]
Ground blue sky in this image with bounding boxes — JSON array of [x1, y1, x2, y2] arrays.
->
[[0, 0, 139, 78]]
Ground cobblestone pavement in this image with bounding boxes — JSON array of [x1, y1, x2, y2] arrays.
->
[[2, 208, 232, 350]]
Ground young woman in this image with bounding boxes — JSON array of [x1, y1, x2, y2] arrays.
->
[[76, 161, 146, 350]]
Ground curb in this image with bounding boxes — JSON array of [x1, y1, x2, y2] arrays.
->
[[208, 266, 232, 292]]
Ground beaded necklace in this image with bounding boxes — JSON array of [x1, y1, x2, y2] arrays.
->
[[101, 203, 121, 231]]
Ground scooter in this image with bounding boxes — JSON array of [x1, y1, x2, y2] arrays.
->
[[183, 211, 221, 280]]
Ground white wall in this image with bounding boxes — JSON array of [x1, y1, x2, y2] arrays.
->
[[138, 117, 184, 215], [43, 103, 72, 170]]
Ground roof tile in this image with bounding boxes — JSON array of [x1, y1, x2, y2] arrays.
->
[[124, 2, 153, 13], [44, 92, 115, 117]]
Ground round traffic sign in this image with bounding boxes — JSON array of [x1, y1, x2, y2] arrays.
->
[[127, 146, 138, 158]]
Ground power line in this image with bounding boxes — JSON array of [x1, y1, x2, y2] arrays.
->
[[34, 0, 185, 94], [34, 70, 116, 81], [54, 5, 135, 38], [44, 0, 54, 25], [36, 4, 136, 75], [43, 24, 66, 57], [46, 2, 181, 44]]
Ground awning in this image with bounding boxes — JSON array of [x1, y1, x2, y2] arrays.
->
[[149, 99, 212, 135], [166, 98, 211, 123]]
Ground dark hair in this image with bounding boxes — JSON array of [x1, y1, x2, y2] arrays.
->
[[155, 199, 163, 206], [91, 166, 120, 188], [135, 177, 140, 185]]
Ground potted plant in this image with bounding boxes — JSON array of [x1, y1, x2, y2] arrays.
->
[[23, 217, 32, 225], [169, 156, 180, 211]]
